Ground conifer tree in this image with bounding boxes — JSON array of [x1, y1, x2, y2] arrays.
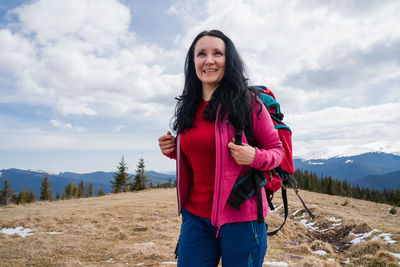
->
[[10, 193, 18, 204], [0, 179, 12, 206], [64, 181, 78, 199], [40, 175, 53, 201], [110, 156, 132, 193], [97, 188, 105, 196], [17, 191, 30, 204], [87, 183, 94, 197], [133, 157, 147, 191], [28, 190, 36, 203], [324, 177, 334, 195], [78, 180, 85, 198]]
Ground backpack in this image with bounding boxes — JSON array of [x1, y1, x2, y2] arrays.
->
[[227, 85, 315, 236]]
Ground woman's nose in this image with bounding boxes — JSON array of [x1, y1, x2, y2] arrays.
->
[[205, 55, 214, 64]]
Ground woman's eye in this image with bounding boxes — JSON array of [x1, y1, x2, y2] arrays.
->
[[214, 51, 223, 56], [197, 52, 205, 57]]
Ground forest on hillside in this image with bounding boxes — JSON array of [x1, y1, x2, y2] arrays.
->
[[293, 169, 400, 208]]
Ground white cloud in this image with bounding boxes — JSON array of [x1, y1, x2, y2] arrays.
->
[[167, 6, 177, 15], [1, 0, 400, 172], [49, 119, 85, 132], [178, 0, 400, 111], [287, 101, 400, 157], [1, 0, 181, 120]]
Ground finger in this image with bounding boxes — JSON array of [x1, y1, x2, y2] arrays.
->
[[227, 142, 235, 149], [162, 147, 175, 154], [160, 142, 175, 149], [159, 135, 174, 142]]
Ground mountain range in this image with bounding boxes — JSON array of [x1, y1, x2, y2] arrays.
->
[[0, 169, 175, 199], [293, 152, 400, 190], [1, 152, 399, 199]]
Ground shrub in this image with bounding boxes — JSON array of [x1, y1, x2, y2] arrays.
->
[[389, 207, 397, 215]]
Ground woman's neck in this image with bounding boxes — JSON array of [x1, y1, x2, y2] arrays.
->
[[202, 84, 218, 101]]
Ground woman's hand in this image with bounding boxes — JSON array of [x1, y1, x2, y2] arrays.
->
[[227, 140, 256, 165], [158, 131, 176, 155]]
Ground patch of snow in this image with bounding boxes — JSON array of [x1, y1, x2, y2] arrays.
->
[[344, 159, 353, 163], [263, 261, 289, 266], [0, 171, 2, 177], [342, 259, 350, 264], [106, 258, 116, 263], [300, 219, 319, 231], [133, 242, 154, 246], [0, 227, 34, 238], [47, 230, 68, 235], [319, 223, 342, 232], [136, 263, 144, 266], [308, 161, 324, 165], [314, 250, 328, 256], [371, 233, 397, 244], [328, 258, 335, 262], [389, 252, 400, 265], [350, 229, 381, 244], [160, 262, 177, 265], [270, 204, 283, 213], [327, 217, 341, 223], [292, 209, 302, 216]]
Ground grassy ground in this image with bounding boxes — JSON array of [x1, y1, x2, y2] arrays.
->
[[0, 188, 399, 266]]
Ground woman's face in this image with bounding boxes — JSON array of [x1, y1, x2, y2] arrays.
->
[[194, 36, 226, 93]]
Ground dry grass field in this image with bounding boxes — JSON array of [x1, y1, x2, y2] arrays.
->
[[0, 188, 399, 266]]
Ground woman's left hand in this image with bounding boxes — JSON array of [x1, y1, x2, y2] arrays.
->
[[227, 140, 256, 165]]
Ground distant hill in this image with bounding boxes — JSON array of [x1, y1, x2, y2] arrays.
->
[[294, 152, 400, 189], [0, 169, 176, 199], [2, 151, 398, 196], [353, 170, 400, 190]]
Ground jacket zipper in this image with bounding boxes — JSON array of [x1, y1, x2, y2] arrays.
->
[[211, 111, 225, 233], [176, 135, 182, 214]]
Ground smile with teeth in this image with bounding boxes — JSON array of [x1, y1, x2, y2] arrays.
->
[[203, 69, 217, 73]]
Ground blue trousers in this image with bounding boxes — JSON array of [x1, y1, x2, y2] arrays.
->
[[177, 208, 267, 267]]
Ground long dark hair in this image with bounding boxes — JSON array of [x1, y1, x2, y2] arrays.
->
[[172, 30, 260, 133]]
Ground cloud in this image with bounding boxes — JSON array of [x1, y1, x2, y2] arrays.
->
[[0, 0, 181, 119], [167, 6, 177, 15], [49, 119, 85, 132], [1, 0, 400, 172], [178, 0, 400, 112], [287, 100, 400, 156]]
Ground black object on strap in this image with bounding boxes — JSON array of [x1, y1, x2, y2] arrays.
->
[[174, 237, 179, 259], [267, 185, 288, 236], [275, 166, 315, 220]]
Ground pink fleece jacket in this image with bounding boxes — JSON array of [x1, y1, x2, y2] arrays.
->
[[167, 99, 284, 230]]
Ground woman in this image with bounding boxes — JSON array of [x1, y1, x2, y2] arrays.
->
[[158, 30, 284, 267]]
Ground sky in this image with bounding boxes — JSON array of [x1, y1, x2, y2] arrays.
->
[[0, 0, 399, 174]]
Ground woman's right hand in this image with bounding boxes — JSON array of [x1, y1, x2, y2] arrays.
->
[[158, 131, 176, 155]]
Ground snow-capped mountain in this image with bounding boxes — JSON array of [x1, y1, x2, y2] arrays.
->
[[295, 143, 400, 160], [294, 152, 400, 190]]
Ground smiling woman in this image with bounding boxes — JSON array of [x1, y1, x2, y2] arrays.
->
[[194, 36, 226, 100], [158, 30, 285, 267]]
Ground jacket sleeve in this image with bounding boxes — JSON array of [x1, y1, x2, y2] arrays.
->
[[162, 134, 177, 160], [165, 150, 177, 160], [248, 98, 285, 171]]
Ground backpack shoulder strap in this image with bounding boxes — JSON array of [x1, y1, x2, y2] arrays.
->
[[267, 185, 288, 236]]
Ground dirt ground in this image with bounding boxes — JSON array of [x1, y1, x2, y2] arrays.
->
[[0, 188, 399, 266]]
